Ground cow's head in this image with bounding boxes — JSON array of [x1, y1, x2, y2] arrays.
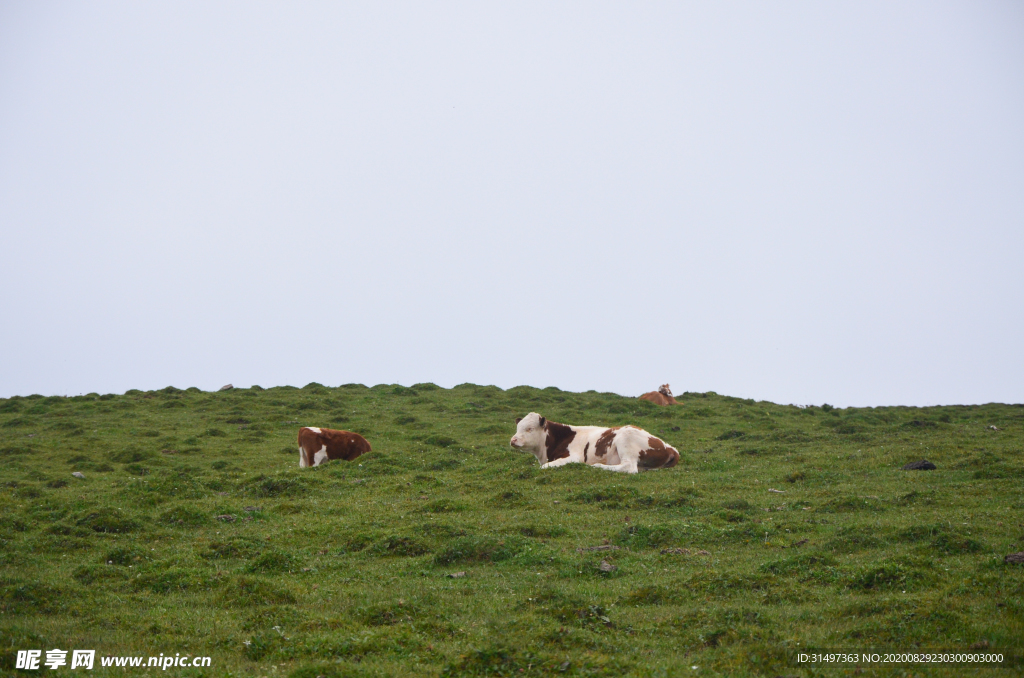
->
[[510, 412, 546, 452], [658, 384, 673, 397]]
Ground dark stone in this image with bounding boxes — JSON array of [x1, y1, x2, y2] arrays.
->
[[1005, 552, 1024, 564], [902, 460, 936, 471]]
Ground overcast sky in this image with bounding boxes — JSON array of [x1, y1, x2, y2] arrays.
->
[[1, 2, 1022, 407]]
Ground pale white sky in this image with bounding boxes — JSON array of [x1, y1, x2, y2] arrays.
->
[[1, 1, 1022, 407]]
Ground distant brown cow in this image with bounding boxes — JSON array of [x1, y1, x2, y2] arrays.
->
[[639, 384, 679, 406], [297, 427, 371, 467]]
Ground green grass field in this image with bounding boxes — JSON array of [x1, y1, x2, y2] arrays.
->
[[0, 383, 1021, 677]]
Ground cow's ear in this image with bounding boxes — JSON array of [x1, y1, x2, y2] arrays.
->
[[539, 416, 546, 427], [515, 417, 523, 425]]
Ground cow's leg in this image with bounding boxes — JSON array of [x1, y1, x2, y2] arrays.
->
[[313, 445, 329, 466], [541, 457, 578, 469], [298, 446, 308, 468], [590, 460, 639, 474]]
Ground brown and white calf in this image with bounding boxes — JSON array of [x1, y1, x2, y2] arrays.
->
[[639, 384, 679, 406], [509, 412, 679, 474], [297, 427, 371, 467]]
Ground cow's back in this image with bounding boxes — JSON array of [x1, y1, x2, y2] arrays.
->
[[639, 391, 677, 406]]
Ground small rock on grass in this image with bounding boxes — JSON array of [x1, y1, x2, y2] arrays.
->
[[446, 571, 466, 579], [218, 384, 233, 391], [902, 459, 937, 471], [598, 560, 617, 572], [1005, 552, 1024, 565], [215, 514, 236, 522], [71, 472, 86, 479]]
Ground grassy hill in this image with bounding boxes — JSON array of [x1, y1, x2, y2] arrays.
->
[[0, 383, 1021, 677]]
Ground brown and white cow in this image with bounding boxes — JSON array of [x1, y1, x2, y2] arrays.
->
[[509, 412, 679, 474], [639, 384, 679, 406], [297, 427, 371, 467]]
